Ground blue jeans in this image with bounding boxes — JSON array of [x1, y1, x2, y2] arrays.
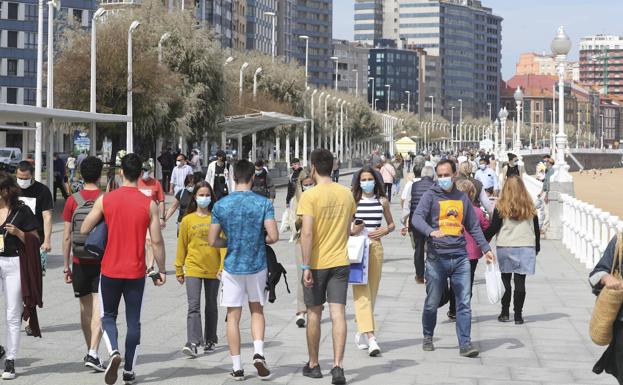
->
[[100, 275, 145, 372], [422, 253, 472, 348]]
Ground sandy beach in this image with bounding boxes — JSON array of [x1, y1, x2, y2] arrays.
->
[[572, 168, 623, 219]]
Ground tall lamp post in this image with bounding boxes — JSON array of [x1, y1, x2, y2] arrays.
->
[[374, 98, 379, 111], [264, 11, 276, 62], [368, 77, 375, 109], [299, 35, 309, 87], [352, 69, 359, 97], [330, 56, 339, 91], [253, 67, 263, 101], [498, 107, 508, 156], [405, 91, 411, 113], [429, 95, 434, 123], [600, 114, 605, 149], [458, 99, 463, 151], [34, 0, 45, 181], [307, 89, 317, 165], [385, 84, 391, 111], [127, 20, 140, 153], [90, 7, 106, 156], [238, 62, 249, 104], [513, 86, 524, 153]]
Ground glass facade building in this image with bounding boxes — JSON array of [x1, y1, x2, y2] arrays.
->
[[293, 0, 332, 87], [368, 45, 419, 112]]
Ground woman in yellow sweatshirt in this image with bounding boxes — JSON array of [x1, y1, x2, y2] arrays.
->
[[176, 180, 226, 357]]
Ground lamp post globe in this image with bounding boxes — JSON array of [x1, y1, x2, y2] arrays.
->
[[551, 26, 571, 56]]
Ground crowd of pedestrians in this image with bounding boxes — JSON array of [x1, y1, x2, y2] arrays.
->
[[0, 144, 619, 385]]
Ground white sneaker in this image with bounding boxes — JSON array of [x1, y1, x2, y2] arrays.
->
[[368, 338, 381, 357], [355, 333, 369, 350]]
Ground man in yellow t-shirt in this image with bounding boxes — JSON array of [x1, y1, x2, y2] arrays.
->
[[297, 149, 356, 385]]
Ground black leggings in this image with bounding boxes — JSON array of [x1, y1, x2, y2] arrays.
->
[[385, 183, 393, 201], [501, 273, 526, 293]]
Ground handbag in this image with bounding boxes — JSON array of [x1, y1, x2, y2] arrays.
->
[[589, 233, 623, 346], [349, 240, 369, 285], [484, 262, 505, 305], [84, 220, 108, 260], [348, 234, 367, 263]]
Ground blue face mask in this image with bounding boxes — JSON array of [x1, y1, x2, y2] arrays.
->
[[438, 177, 453, 191], [360, 180, 376, 193], [196, 197, 211, 208]]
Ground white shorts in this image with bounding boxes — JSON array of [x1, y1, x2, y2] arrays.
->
[[220, 269, 268, 307]]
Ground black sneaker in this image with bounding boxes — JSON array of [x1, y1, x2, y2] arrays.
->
[[182, 343, 198, 358], [253, 354, 271, 380], [84, 354, 106, 372], [123, 371, 136, 385], [295, 314, 306, 328], [302, 362, 322, 378], [230, 369, 245, 381], [498, 311, 510, 322], [1, 359, 15, 380], [25, 325, 33, 336], [330, 366, 346, 385], [459, 344, 480, 358], [447, 311, 456, 321], [104, 351, 122, 385], [422, 336, 435, 351], [204, 342, 216, 354]]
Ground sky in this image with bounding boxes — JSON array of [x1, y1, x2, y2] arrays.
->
[[332, 0, 623, 80]]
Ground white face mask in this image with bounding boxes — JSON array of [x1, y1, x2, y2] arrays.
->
[[17, 178, 32, 189], [142, 171, 150, 180], [176, 161, 183, 167]]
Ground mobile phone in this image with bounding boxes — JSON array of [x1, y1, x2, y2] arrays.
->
[[354, 219, 364, 226]]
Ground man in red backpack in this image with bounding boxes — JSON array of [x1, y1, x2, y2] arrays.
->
[[62, 156, 106, 372]]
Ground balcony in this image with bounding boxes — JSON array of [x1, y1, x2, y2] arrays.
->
[[100, 0, 141, 7]]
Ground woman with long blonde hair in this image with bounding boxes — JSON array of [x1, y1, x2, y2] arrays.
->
[[484, 176, 540, 325]]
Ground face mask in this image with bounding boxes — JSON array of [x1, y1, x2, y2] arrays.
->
[[361, 180, 376, 193], [196, 196, 211, 208], [255, 170, 263, 176], [17, 178, 32, 189], [302, 184, 314, 191], [176, 161, 182, 167], [479, 164, 486, 170], [142, 171, 150, 180], [438, 177, 453, 191], [186, 186, 194, 193]]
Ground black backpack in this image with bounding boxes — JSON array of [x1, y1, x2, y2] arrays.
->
[[265, 245, 290, 303], [71, 191, 102, 261]]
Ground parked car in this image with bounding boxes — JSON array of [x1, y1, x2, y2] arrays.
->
[[0, 147, 22, 173]]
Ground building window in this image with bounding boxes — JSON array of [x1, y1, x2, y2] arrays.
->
[[7, 59, 18, 76], [25, 60, 36, 77], [73, 9, 83, 23], [7, 3, 18, 19], [25, 4, 37, 21], [6, 88, 18, 104], [7, 31, 18, 48], [24, 88, 36, 105], [25, 32, 37, 49]]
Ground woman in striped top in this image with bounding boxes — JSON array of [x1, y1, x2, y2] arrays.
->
[[350, 165, 395, 357]]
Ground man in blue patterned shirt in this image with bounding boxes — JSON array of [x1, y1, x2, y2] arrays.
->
[[208, 159, 279, 381]]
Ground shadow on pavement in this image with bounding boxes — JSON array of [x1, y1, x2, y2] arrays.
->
[[478, 337, 525, 353], [380, 338, 422, 352], [40, 323, 81, 333]]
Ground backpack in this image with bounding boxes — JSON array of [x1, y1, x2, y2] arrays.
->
[[265, 245, 290, 303], [71, 191, 103, 260]]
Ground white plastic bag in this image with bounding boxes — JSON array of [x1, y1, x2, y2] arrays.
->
[[484, 262, 504, 305], [279, 210, 290, 233], [347, 234, 366, 263]]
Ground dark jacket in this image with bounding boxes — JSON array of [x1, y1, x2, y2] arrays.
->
[[251, 169, 276, 199], [409, 176, 435, 231], [286, 168, 303, 205], [590, 236, 623, 321], [19, 232, 43, 338], [412, 184, 492, 257]]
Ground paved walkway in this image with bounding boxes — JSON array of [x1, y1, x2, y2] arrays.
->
[[3, 180, 617, 385]]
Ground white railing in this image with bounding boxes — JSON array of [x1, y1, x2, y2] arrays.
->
[[560, 194, 623, 269]]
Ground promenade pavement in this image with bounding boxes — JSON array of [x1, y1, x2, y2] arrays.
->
[[3, 177, 617, 385]]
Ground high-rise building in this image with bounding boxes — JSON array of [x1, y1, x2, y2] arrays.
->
[[246, 0, 277, 55], [293, 0, 332, 87], [368, 42, 419, 112], [353, 0, 503, 119], [332, 39, 369, 100], [277, 0, 295, 60], [232, 0, 247, 51], [579, 34, 623, 96], [0, 0, 96, 106]]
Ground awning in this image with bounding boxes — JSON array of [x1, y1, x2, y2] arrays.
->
[[218, 111, 309, 138], [0, 103, 130, 123]]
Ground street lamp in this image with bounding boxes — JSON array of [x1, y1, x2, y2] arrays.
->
[[330, 56, 339, 91], [308, 88, 317, 162], [158, 32, 171, 63], [352, 69, 359, 97], [458, 99, 463, 150], [498, 107, 508, 156], [127, 20, 140, 153], [374, 98, 379, 111], [513, 86, 524, 152], [324, 93, 331, 149], [405, 91, 411, 113], [34, 0, 45, 181], [368, 77, 375, 109], [600, 113, 605, 149], [429, 95, 434, 123], [224, 56, 234, 66], [550, 25, 573, 184], [299, 35, 309, 88], [487, 102, 492, 121], [90, 7, 106, 156], [264, 11, 276, 62], [385, 84, 391, 111], [47, 0, 60, 109], [239, 62, 249, 105], [450, 106, 455, 145], [253, 67, 262, 101]]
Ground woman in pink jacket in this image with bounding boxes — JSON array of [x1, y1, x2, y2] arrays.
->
[[379, 161, 396, 202], [447, 179, 490, 320]]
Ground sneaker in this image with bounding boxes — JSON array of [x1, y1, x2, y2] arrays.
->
[[422, 336, 435, 351], [330, 366, 346, 385], [25, 325, 33, 336], [123, 371, 136, 385], [230, 369, 245, 381], [354, 333, 368, 350], [0, 346, 5, 361], [182, 343, 198, 358], [302, 362, 323, 379], [415, 276, 425, 284], [295, 314, 306, 328], [204, 342, 216, 354], [514, 312, 524, 325], [367, 338, 381, 357], [1, 360, 15, 380], [447, 311, 456, 321], [498, 312, 510, 322], [84, 354, 106, 372], [253, 353, 271, 380], [459, 344, 480, 358], [104, 351, 122, 385]]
